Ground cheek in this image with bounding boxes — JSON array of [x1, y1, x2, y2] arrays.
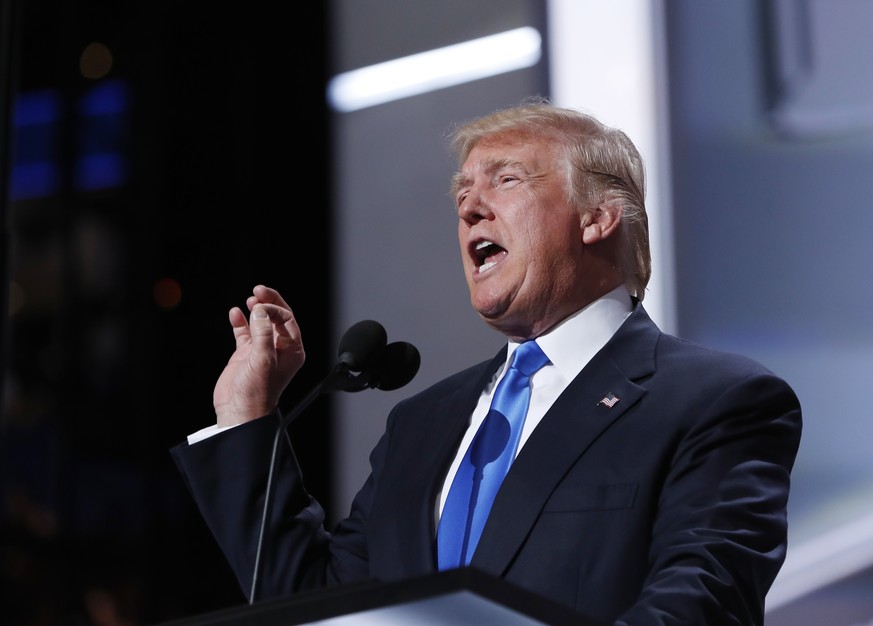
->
[[524, 215, 576, 254]]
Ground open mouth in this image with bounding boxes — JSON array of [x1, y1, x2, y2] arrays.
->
[[474, 239, 507, 273]]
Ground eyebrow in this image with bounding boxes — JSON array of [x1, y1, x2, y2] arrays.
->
[[450, 157, 526, 199]]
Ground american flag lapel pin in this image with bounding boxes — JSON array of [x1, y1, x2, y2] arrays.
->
[[597, 392, 620, 408]]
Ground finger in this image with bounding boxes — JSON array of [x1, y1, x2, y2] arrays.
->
[[251, 284, 292, 311], [229, 306, 248, 328], [246, 286, 299, 337], [247, 303, 277, 346], [259, 304, 305, 372], [228, 307, 251, 346], [258, 303, 302, 347]]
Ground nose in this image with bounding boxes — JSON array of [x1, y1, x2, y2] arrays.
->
[[457, 187, 493, 225]]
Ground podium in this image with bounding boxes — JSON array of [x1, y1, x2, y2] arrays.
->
[[160, 567, 598, 625]]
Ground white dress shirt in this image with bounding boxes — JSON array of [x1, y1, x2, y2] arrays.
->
[[436, 285, 634, 518]]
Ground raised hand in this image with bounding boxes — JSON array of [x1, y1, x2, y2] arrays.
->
[[213, 285, 306, 427]]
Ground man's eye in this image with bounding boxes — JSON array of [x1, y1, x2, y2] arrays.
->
[[499, 175, 518, 185]]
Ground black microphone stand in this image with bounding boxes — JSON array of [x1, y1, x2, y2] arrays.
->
[[249, 364, 366, 604]]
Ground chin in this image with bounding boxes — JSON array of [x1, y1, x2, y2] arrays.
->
[[471, 295, 505, 320], [475, 305, 517, 335]]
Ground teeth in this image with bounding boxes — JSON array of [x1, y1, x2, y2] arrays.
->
[[476, 240, 493, 250], [480, 261, 496, 272]]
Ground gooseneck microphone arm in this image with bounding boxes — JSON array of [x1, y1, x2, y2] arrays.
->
[[249, 361, 349, 605], [248, 320, 420, 605]]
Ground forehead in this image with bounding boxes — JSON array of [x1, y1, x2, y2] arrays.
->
[[461, 132, 562, 174]]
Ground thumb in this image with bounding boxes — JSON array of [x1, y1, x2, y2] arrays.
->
[[248, 304, 276, 347]]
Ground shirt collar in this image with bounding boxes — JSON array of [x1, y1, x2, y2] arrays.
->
[[507, 285, 634, 381]]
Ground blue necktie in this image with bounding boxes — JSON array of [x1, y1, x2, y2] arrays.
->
[[437, 340, 550, 569]]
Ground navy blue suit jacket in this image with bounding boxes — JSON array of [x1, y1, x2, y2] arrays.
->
[[172, 303, 802, 625]]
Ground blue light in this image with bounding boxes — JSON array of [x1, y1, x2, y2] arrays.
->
[[75, 152, 127, 190], [78, 79, 128, 117], [8, 80, 131, 199]]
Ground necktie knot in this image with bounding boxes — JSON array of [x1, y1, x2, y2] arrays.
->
[[510, 340, 550, 378]]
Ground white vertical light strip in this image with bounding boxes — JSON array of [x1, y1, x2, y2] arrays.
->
[[547, 0, 676, 334]]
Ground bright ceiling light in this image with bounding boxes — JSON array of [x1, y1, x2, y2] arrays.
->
[[327, 26, 542, 113]]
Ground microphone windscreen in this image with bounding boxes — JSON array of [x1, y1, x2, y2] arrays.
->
[[337, 320, 387, 372], [371, 341, 421, 390]]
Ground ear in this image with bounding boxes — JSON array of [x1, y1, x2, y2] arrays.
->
[[581, 200, 622, 244]]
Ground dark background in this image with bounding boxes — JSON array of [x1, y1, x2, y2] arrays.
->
[[1, 1, 333, 623]]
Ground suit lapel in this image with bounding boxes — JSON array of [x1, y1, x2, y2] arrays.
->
[[470, 304, 659, 576]]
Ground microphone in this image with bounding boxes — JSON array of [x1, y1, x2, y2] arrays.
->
[[341, 340, 421, 392], [372, 341, 421, 390], [335, 319, 387, 374], [320, 319, 387, 392], [249, 320, 418, 604]]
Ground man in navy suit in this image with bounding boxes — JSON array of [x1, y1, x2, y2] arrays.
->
[[172, 99, 802, 625]]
